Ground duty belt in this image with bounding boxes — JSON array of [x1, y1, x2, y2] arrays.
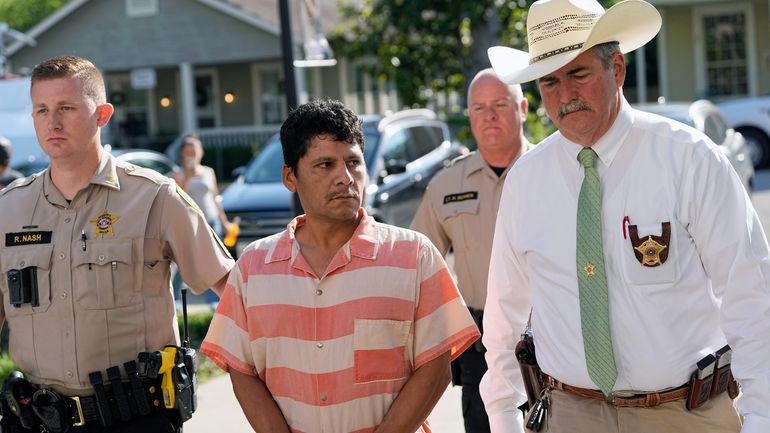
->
[[542, 374, 689, 408]]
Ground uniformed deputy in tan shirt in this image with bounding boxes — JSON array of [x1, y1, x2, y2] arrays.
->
[[410, 68, 530, 433], [0, 55, 233, 433]]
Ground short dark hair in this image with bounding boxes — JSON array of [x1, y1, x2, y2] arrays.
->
[[280, 98, 364, 174], [0, 136, 11, 167], [31, 55, 106, 105]]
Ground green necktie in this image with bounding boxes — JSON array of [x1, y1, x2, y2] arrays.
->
[[576, 148, 617, 396]]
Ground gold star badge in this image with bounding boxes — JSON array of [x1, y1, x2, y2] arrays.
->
[[90, 212, 121, 236], [634, 236, 667, 266], [583, 262, 596, 277]]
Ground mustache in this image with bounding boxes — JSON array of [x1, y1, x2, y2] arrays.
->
[[327, 189, 360, 200], [557, 101, 592, 118]]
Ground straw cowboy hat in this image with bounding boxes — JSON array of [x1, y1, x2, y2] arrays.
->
[[488, 0, 661, 84]]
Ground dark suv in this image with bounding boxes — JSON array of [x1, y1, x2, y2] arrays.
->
[[221, 109, 466, 255]]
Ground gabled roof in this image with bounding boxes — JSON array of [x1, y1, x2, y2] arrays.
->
[[6, 0, 282, 55]]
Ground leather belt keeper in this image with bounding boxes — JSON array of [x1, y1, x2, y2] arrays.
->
[[543, 374, 688, 408]]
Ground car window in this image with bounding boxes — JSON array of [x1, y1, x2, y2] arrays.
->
[[408, 126, 445, 159], [703, 112, 727, 145], [381, 130, 410, 163], [244, 139, 284, 183]]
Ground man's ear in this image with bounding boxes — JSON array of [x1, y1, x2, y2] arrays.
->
[[613, 51, 626, 88], [96, 103, 114, 127], [282, 164, 297, 193]]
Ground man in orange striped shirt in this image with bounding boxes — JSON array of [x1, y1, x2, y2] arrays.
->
[[201, 98, 480, 433]]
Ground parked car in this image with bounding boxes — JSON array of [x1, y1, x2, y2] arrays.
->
[[717, 96, 770, 168], [634, 100, 754, 194], [221, 109, 468, 256], [13, 147, 177, 176]]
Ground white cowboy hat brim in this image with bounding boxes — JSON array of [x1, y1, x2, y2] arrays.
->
[[489, 0, 662, 84]]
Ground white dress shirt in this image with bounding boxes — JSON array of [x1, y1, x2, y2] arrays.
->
[[480, 99, 770, 433]]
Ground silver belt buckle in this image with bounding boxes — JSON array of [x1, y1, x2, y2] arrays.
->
[[69, 396, 85, 427]]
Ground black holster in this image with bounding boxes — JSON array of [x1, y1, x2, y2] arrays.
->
[[515, 332, 543, 409]]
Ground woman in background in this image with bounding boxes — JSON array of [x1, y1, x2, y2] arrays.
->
[[171, 134, 231, 308]]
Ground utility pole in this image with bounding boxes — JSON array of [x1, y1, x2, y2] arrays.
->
[[278, 0, 298, 110], [0, 22, 36, 77]]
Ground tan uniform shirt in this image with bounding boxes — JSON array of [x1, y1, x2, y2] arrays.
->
[[0, 151, 233, 395], [410, 144, 528, 310]]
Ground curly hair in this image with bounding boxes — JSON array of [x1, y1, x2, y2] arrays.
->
[[280, 98, 363, 174]]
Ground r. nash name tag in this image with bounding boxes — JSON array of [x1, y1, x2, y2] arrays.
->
[[5, 231, 53, 247]]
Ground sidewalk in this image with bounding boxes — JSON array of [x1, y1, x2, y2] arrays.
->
[[185, 373, 465, 433]]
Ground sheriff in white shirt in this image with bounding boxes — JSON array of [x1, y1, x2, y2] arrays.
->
[[480, 1, 770, 433]]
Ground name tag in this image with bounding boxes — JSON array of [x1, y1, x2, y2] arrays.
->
[[443, 191, 478, 204], [5, 231, 53, 247]]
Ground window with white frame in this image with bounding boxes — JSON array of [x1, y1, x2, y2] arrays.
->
[[126, 0, 158, 18], [694, 3, 756, 98]]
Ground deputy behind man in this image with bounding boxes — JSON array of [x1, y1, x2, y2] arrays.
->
[[0, 55, 233, 432], [0, 135, 23, 189], [410, 68, 529, 433], [201, 98, 480, 433], [481, 0, 770, 432]]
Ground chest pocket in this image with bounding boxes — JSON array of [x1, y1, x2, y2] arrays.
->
[[438, 197, 480, 250], [72, 238, 137, 309], [0, 245, 53, 316], [353, 319, 411, 384], [620, 221, 676, 286]]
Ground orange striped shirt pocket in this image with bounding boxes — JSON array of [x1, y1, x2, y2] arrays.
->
[[353, 319, 412, 383]]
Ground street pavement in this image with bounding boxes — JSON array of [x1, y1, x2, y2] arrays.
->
[[185, 373, 464, 432]]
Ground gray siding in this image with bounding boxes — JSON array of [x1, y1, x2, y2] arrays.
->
[[12, 0, 281, 72]]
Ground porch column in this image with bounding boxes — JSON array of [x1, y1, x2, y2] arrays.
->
[[179, 62, 196, 133], [635, 47, 647, 103]]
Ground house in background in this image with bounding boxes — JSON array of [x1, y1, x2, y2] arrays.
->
[[5, 0, 398, 156], [648, 0, 770, 101]]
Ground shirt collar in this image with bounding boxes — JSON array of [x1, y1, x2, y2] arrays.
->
[[562, 98, 634, 168], [42, 149, 120, 206], [467, 138, 532, 177], [267, 208, 379, 264]]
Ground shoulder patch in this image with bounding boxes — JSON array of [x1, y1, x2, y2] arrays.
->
[[448, 152, 473, 166], [122, 165, 167, 185], [0, 173, 40, 196]]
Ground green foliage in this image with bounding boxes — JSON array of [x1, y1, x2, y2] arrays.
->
[[178, 310, 215, 349], [0, 352, 16, 383], [0, 0, 68, 32]]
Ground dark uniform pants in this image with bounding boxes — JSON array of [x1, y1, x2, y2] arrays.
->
[[1, 413, 181, 433], [454, 307, 490, 433], [70, 413, 181, 433]]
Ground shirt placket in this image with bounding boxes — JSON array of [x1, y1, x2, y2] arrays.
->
[[54, 206, 79, 384]]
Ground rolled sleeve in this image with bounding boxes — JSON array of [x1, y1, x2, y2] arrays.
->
[[480, 176, 530, 433], [681, 147, 770, 428], [201, 256, 257, 376], [160, 182, 233, 294], [412, 238, 479, 369]]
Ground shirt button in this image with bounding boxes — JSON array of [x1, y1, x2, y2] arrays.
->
[[58, 253, 65, 260], [65, 217, 71, 223], [316, 342, 324, 349], [59, 292, 67, 299], [19, 261, 25, 267], [98, 254, 105, 261], [65, 371, 74, 378], [316, 289, 323, 296], [319, 394, 327, 402]]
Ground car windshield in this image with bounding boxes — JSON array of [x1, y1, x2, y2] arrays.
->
[[243, 130, 381, 184]]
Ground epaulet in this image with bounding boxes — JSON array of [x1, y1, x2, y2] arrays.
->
[[119, 161, 168, 185], [0, 172, 41, 196], [448, 152, 473, 167]]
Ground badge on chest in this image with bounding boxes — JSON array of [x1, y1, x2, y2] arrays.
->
[[627, 222, 671, 267]]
